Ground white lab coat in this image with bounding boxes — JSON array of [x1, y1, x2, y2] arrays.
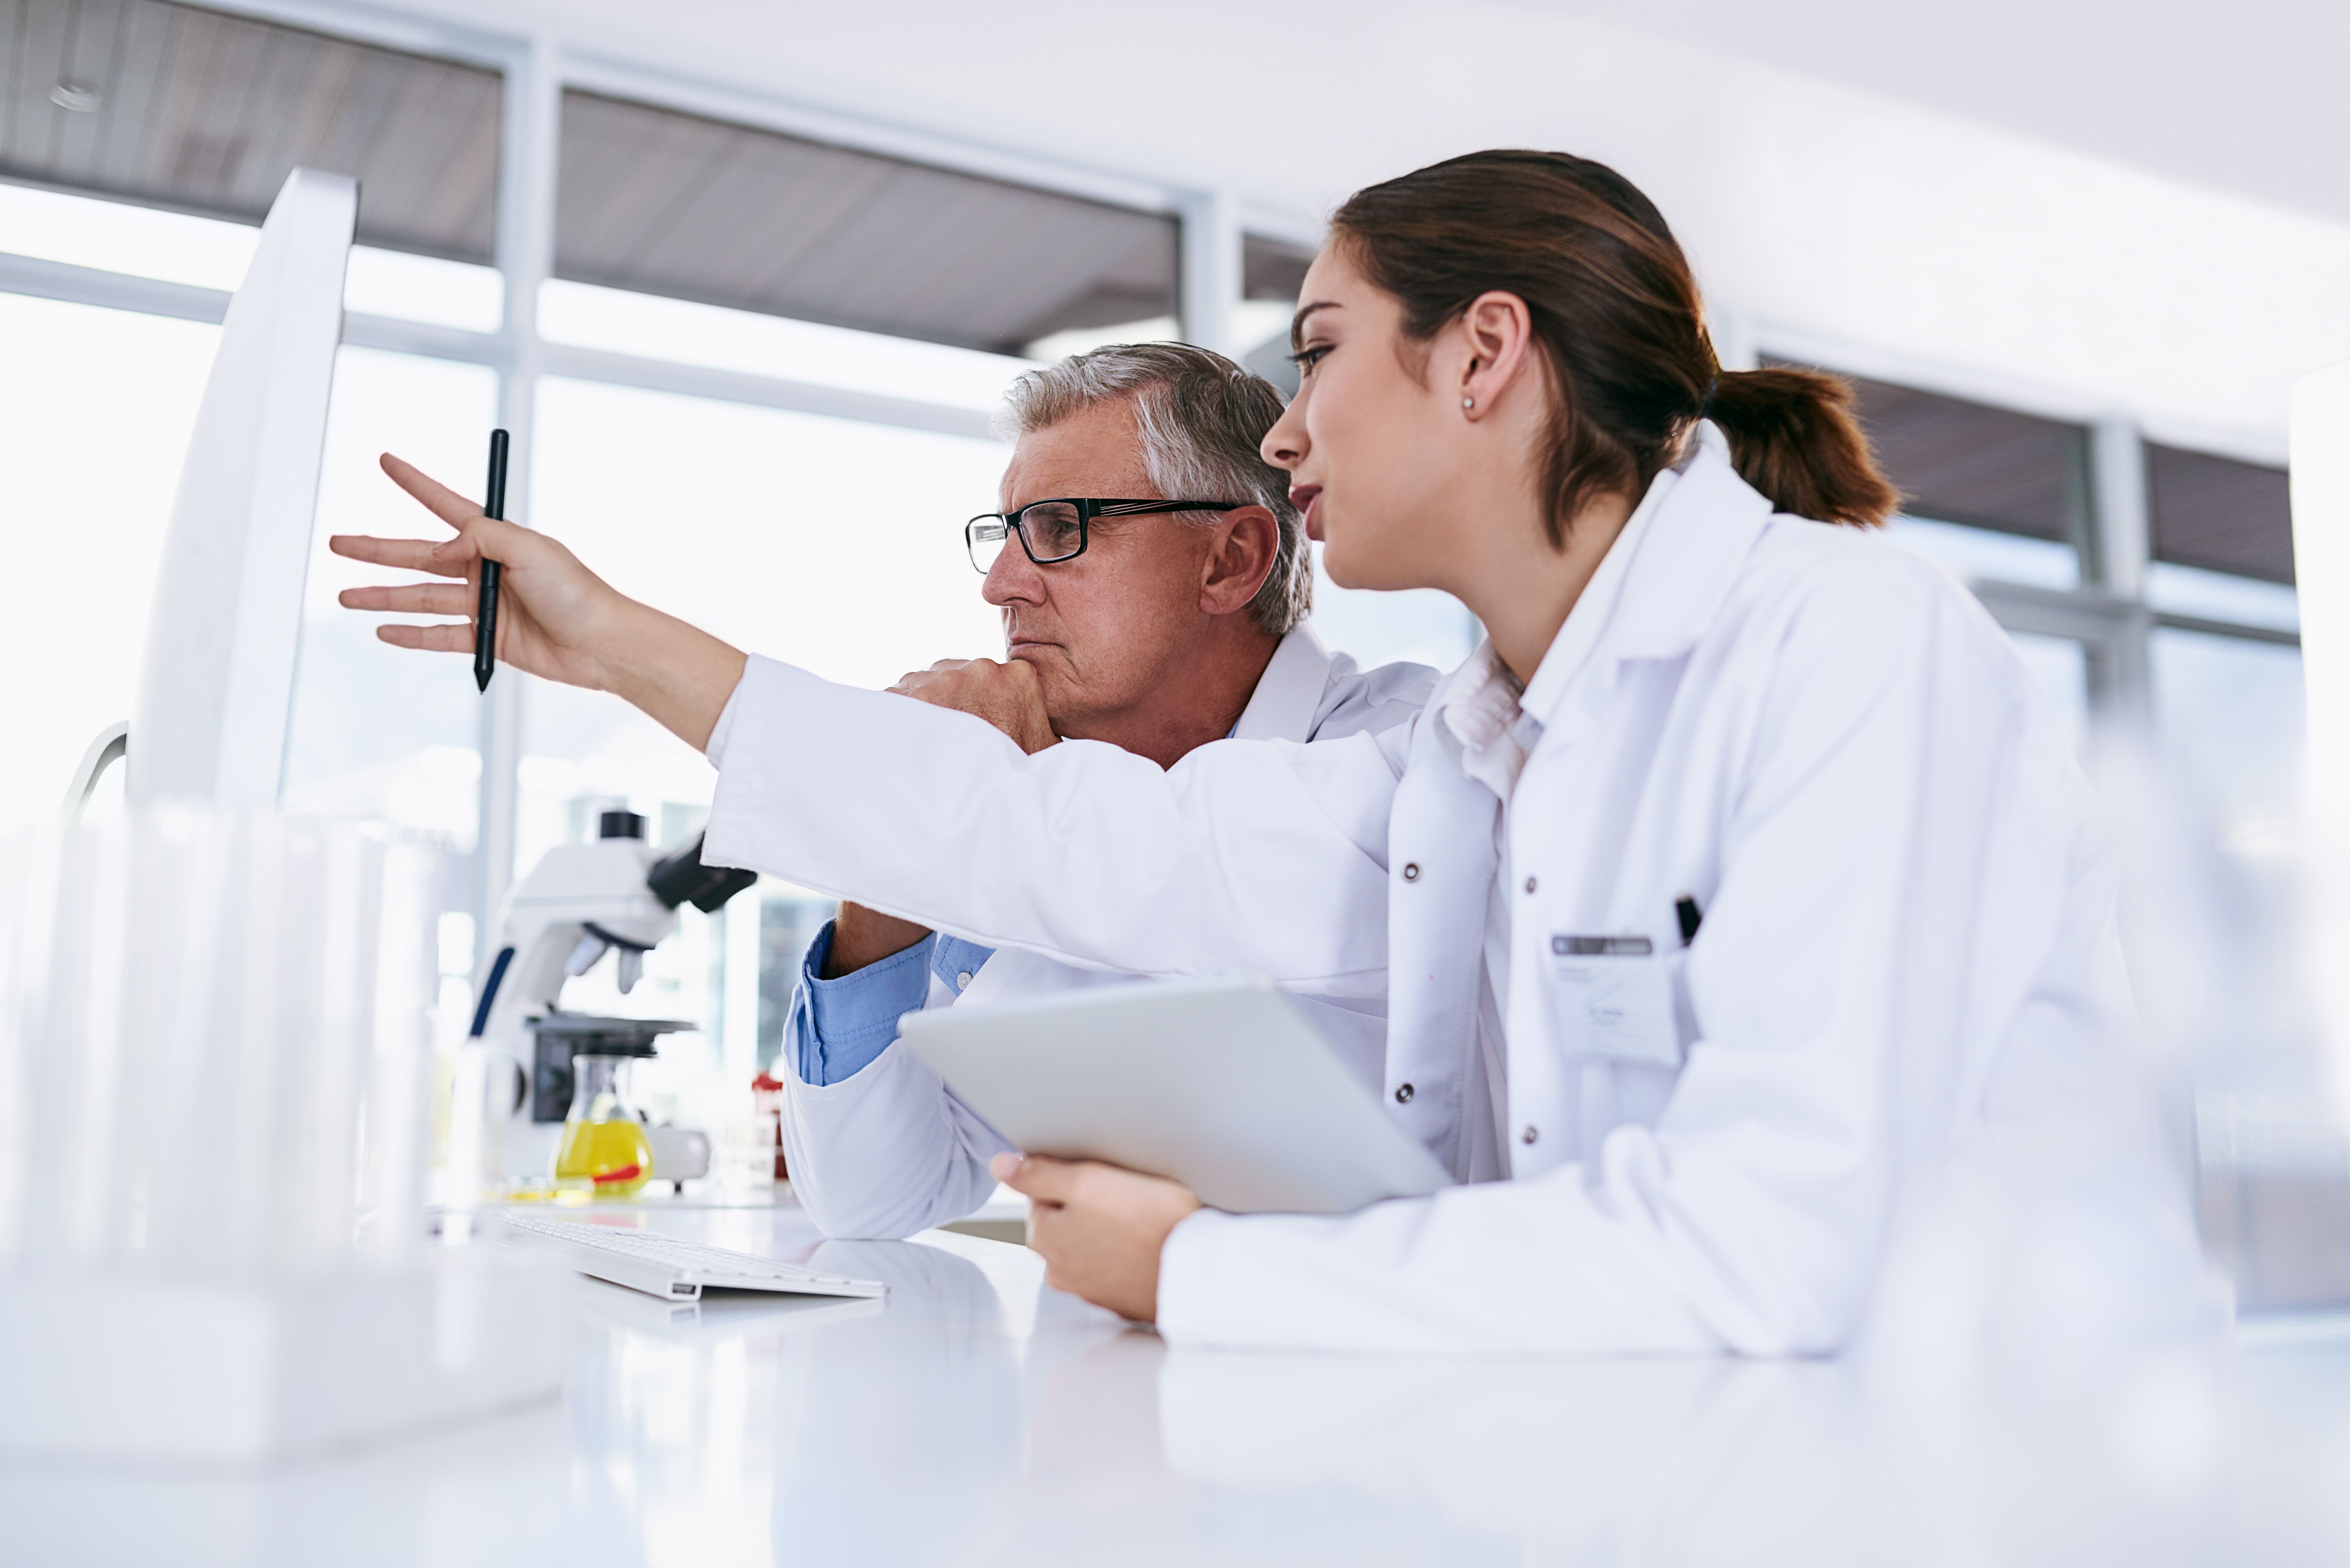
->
[[705, 425, 2201, 1355], [775, 626, 1436, 1240]]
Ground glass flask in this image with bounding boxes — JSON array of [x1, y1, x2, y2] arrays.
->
[[553, 1052, 654, 1197]]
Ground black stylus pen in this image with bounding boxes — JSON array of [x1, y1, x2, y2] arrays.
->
[[474, 428, 509, 693]]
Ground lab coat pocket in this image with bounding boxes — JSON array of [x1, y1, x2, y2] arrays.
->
[[1545, 934, 1683, 1070]]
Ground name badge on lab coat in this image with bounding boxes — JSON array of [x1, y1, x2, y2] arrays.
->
[[1547, 935, 1681, 1069]]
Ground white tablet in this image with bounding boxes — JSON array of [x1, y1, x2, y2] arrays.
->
[[898, 978, 1453, 1215]]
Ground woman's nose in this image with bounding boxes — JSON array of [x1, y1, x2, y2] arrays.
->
[[1261, 397, 1308, 471]]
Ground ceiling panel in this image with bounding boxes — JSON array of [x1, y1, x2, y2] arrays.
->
[[2147, 443, 2294, 584], [555, 91, 1180, 357], [0, 0, 499, 260]]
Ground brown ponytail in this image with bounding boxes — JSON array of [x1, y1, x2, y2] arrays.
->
[[1330, 151, 1899, 542], [1704, 366, 1899, 527]]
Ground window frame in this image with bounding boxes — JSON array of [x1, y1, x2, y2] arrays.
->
[[1747, 327, 2298, 739]]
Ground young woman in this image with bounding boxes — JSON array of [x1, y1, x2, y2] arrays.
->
[[338, 150, 2197, 1354]]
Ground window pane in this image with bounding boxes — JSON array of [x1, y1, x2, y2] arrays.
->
[[2148, 629, 2306, 1070], [2147, 443, 2294, 585], [539, 279, 1030, 413], [0, 0, 499, 263], [2151, 628, 2305, 862], [0, 182, 504, 330], [283, 347, 496, 847], [1238, 233, 1316, 396], [1309, 545, 1478, 675], [2006, 630, 2089, 755], [1889, 516, 2080, 591], [556, 91, 1179, 359], [2147, 562, 2299, 633], [530, 379, 1008, 692], [342, 246, 502, 333], [0, 177, 254, 289], [0, 290, 215, 828]]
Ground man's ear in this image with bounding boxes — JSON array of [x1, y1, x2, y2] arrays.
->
[[1199, 507, 1280, 618]]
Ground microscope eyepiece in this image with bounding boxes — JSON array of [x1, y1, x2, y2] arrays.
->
[[647, 832, 759, 913]]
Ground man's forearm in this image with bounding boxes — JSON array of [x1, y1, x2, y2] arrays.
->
[[824, 901, 933, 977]]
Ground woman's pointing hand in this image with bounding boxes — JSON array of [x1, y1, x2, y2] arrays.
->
[[332, 452, 748, 753]]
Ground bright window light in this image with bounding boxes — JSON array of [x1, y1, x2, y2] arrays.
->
[[2146, 562, 2299, 632], [1309, 544, 1478, 675], [2151, 628, 2306, 859], [1233, 299, 1296, 350], [1888, 515, 2081, 591], [2007, 631, 2090, 755], [343, 246, 504, 334], [0, 179, 256, 291], [0, 183, 503, 331], [0, 292, 218, 830], [1025, 315, 1181, 363], [539, 279, 1035, 414]]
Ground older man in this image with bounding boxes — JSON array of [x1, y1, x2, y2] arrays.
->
[[781, 343, 1434, 1239]]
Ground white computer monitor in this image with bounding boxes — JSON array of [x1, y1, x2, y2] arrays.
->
[[120, 166, 355, 809]]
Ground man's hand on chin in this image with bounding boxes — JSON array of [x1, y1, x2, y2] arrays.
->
[[889, 658, 1058, 755], [991, 1152, 1201, 1323]]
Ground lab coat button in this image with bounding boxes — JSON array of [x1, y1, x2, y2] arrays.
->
[[1395, 1083, 1414, 1104], [1521, 1125, 1539, 1145], [1402, 862, 1421, 882], [1524, 876, 1537, 894], [955, 971, 973, 990]]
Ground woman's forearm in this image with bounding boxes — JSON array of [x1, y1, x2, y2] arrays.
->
[[594, 599, 749, 754]]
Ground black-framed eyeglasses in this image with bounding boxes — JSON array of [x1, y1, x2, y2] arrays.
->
[[965, 496, 1246, 574]]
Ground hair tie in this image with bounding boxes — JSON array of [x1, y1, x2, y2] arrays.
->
[[1695, 373, 1720, 423]]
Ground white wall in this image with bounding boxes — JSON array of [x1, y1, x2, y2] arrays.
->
[[268, 0, 2350, 464]]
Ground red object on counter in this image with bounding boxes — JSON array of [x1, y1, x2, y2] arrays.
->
[[751, 1071, 788, 1181]]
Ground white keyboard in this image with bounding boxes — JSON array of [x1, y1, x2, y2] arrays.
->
[[501, 1212, 887, 1303]]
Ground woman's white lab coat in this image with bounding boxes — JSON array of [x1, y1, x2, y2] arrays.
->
[[777, 626, 1435, 1241], [704, 425, 2202, 1356]]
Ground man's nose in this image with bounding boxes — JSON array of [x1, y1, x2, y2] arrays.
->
[[1261, 396, 1308, 471], [980, 544, 1044, 607]]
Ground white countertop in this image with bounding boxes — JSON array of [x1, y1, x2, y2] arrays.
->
[[7, 1195, 2350, 1566]]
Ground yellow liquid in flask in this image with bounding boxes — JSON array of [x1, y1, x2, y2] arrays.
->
[[554, 1118, 653, 1197]]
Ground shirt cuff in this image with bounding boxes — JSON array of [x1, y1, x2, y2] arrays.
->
[[931, 933, 998, 995], [798, 920, 937, 1086], [703, 666, 750, 766]]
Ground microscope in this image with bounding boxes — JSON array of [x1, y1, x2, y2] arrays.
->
[[454, 810, 757, 1193]]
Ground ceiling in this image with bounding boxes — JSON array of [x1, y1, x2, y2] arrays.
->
[[555, 92, 1179, 356], [1518, 0, 2350, 230], [0, 0, 499, 258]]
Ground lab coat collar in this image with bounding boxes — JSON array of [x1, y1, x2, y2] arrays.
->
[[1518, 421, 1772, 726], [1231, 622, 1337, 743]]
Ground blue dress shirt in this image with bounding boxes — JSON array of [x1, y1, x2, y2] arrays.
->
[[792, 922, 997, 1085]]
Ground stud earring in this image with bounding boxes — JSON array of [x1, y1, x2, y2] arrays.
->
[[1462, 396, 1475, 410]]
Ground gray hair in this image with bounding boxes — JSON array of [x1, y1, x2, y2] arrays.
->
[[997, 343, 1311, 637]]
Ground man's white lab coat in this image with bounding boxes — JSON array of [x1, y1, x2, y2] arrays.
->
[[777, 625, 1434, 1240], [705, 425, 2204, 1355]]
